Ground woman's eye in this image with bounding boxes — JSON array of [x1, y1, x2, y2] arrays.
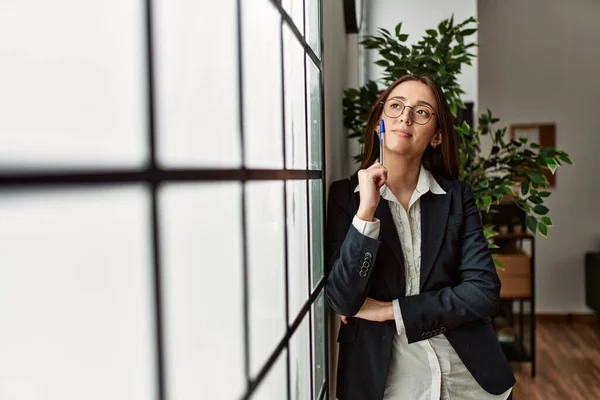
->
[[417, 108, 430, 116]]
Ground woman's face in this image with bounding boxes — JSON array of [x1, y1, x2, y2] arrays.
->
[[380, 80, 442, 159]]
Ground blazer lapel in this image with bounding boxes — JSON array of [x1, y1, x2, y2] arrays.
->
[[349, 175, 405, 272], [374, 200, 404, 270], [373, 199, 406, 296], [351, 181, 406, 296], [420, 189, 452, 291]]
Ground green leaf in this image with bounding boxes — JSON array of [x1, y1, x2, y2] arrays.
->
[[426, 29, 438, 37], [395, 22, 403, 37], [398, 34, 409, 42], [541, 216, 553, 226], [559, 152, 573, 165], [460, 28, 478, 36], [378, 28, 392, 38], [544, 157, 559, 174], [439, 20, 447, 34], [521, 178, 530, 195], [538, 222, 548, 238], [502, 186, 515, 195], [527, 173, 547, 185], [538, 191, 551, 197], [483, 224, 499, 238], [533, 205, 549, 215], [526, 216, 538, 234], [493, 256, 504, 270], [529, 196, 543, 204], [530, 142, 541, 149], [482, 196, 492, 211]]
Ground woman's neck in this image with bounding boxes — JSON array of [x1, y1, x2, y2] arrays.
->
[[384, 155, 421, 195]]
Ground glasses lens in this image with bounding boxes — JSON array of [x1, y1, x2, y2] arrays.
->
[[385, 99, 403, 118], [412, 105, 433, 125]]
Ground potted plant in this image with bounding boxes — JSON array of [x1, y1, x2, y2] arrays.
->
[[343, 16, 572, 258]]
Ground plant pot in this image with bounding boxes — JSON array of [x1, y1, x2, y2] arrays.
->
[[512, 225, 523, 235]]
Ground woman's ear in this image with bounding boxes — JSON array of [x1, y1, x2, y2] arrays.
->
[[431, 131, 443, 147]]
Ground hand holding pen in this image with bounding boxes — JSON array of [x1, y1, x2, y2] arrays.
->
[[356, 120, 387, 221]]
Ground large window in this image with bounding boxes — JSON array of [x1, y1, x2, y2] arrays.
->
[[0, 1, 326, 399]]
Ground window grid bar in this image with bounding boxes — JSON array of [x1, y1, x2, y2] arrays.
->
[[278, 7, 292, 400], [0, 169, 323, 186], [318, 0, 329, 396], [236, 0, 252, 390], [302, 0, 316, 398], [267, 0, 321, 70], [317, 380, 327, 400], [144, 0, 166, 399], [241, 276, 326, 400]]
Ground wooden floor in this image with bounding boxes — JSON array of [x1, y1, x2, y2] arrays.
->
[[512, 320, 600, 399]]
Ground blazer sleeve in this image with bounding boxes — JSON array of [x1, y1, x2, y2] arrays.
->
[[397, 181, 501, 344], [324, 179, 381, 317]]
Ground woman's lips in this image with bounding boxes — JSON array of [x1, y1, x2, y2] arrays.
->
[[392, 129, 413, 138]]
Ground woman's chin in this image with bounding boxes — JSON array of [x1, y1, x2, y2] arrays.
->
[[386, 144, 421, 158]]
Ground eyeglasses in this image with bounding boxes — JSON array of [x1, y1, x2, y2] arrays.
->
[[380, 99, 437, 125]]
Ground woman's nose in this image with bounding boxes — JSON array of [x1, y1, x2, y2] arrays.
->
[[399, 108, 413, 124]]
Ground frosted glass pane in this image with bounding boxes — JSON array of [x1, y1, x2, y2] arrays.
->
[[310, 179, 324, 289], [251, 349, 287, 400], [0, 1, 148, 170], [289, 315, 311, 400], [312, 292, 326, 398], [307, 58, 323, 170], [287, 180, 309, 323], [306, 0, 321, 58], [154, 0, 241, 168], [282, 0, 304, 36], [0, 186, 155, 400], [283, 25, 307, 170], [246, 181, 286, 377], [242, 0, 284, 169], [159, 183, 245, 400]]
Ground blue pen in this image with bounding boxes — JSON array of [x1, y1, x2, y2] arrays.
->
[[379, 119, 385, 166]]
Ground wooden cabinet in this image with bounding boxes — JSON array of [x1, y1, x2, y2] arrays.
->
[[496, 253, 531, 298]]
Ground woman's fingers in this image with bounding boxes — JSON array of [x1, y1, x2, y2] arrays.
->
[[341, 315, 348, 324], [368, 163, 387, 188]]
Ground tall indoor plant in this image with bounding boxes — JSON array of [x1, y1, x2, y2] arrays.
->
[[343, 16, 572, 251]]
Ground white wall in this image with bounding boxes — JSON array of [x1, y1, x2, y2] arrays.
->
[[367, 0, 478, 106], [324, 1, 352, 184], [478, 0, 600, 313]]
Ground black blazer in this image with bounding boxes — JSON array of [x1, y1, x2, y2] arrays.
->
[[325, 173, 515, 400]]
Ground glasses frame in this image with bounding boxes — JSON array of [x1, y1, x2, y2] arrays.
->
[[379, 100, 437, 125]]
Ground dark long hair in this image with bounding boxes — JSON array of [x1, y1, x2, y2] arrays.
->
[[359, 74, 459, 180]]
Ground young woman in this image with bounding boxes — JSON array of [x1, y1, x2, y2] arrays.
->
[[325, 74, 515, 400]]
